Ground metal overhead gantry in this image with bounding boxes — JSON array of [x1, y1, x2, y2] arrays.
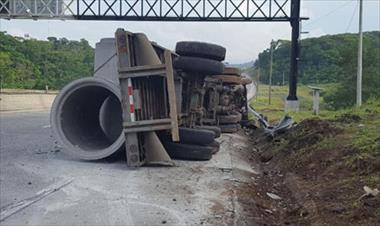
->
[[0, 0, 304, 101]]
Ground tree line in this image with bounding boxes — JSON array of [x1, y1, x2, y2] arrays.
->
[[249, 31, 380, 109], [1, 31, 379, 109], [0, 32, 94, 90]]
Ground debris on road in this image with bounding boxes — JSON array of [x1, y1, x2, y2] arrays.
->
[[248, 105, 294, 137]]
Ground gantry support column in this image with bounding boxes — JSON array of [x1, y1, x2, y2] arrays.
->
[[286, 0, 301, 112]]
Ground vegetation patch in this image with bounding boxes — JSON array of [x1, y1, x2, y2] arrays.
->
[[0, 32, 94, 90]]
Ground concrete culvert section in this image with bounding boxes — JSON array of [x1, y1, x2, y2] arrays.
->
[[51, 77, 124, 160]]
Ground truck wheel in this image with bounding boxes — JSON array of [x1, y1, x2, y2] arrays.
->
[[208, 141, 220, 154], [173, 56, 224, 75], [219, 124, 241, 133], [194, 125, 221, 138], [218, 111, 242, 124], [179, 127, 215, 145], [163, 142, 213, 161], [223, 67, 241, 76], [175, 41, 226, 61]]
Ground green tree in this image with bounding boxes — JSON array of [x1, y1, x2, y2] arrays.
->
[[0, 32, 94, 90]]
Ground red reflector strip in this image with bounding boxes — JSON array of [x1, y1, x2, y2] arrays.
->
[[127, 78, 135, 122], [128, 86, 133, 96]]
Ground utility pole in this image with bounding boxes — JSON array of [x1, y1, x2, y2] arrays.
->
[[269, 40, 274, 105], [357, 0, 363, 107], [257, 63, 260, 101]]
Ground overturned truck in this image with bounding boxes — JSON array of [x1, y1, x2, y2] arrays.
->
[[51, 29, 252, 167]]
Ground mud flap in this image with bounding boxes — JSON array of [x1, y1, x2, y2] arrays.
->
[[143, 131, 174, 166]]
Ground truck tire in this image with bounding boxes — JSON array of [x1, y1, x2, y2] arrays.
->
[[174, 56, 224, 75], [163, 142, 213, 161], [219, 124, 241, 133], [175, 41, 226, 61], [218, 111, 242, 124], [223, 67, 241, 76], [208, 141, 220, 154], [179, 127, 215, 145], [212, 75, 242, 85], [194, 125, 221, 138]]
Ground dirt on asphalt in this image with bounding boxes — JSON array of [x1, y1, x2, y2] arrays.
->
[[234, 116, 380, 226]]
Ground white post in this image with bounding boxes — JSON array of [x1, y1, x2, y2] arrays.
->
[[357, 0, 363, 107], [269, 40, 274, 105], [313, 90, 320, 115], [257, 65, 260, 101]]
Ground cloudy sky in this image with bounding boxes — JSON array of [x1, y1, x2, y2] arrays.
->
[[1, 0, 379, 63]]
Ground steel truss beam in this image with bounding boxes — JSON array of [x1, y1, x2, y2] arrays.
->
[[1, 0, 293, 22]]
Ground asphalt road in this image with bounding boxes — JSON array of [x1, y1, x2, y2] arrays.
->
[[0, 111, 259, 226]]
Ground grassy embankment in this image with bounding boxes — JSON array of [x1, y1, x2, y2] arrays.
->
[[251, 84, 380, 224]]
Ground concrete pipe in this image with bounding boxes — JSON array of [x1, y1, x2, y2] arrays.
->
[[51, 77, 124, 160]]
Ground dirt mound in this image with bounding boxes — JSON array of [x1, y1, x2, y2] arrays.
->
[[245, 117, 380, 226]]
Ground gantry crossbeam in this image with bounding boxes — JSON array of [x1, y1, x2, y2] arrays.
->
[[0, 0, 293, 22]]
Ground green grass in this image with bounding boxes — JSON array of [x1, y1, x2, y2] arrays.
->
[[250, 83, 337, 122]]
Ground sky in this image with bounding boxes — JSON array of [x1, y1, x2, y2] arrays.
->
[[1, 0, 379, 63]]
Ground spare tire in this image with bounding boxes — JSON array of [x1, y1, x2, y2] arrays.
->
[[179, 127, 215, 145], [219, 124, 241, 133], [163, 142, 213, 161], [174, 56, 224, 75], [194, 125, 221, 138], [223, 67, 241, 76], [212, 75, 242, 85], [208, 141, 220, 154], [175, 41, 226, 61]]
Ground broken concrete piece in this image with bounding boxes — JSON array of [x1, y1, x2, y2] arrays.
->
[[266, 192, 282, 200]]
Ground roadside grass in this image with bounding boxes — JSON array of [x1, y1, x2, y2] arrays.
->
[[250, 83, 337, 122], [338, 99, 380, 174]]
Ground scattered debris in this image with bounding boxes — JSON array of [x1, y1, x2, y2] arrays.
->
[[264, 209, 273, 214], [266, 192, 282, 200], [259, 150, 274, 163], [248, 105, 294, 137], [359, 186, 379, 199]]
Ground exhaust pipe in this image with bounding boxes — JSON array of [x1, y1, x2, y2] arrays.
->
[[51, 77, 124, 160]]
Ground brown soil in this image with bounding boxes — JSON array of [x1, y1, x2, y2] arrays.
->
[[236, 118, 380, 226]]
